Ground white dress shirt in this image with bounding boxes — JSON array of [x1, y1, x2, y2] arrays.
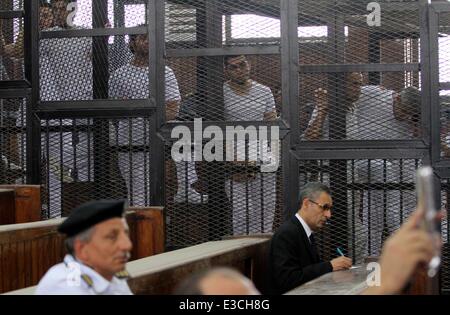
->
[[295, 213, 312, 241]]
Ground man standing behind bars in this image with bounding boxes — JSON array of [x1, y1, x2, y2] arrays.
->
[[302, 72, 365, 261], [223, 55, 278, 235], [38, 0, 93, 216], [353, 85, 420, 258], [109, 31, 206, 206]]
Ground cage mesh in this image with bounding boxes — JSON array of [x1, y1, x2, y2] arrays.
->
[[440, 12, 450, 159], [0, 98, 26, 185], [165, 137, 283, 250], [1, 0, 450, 294], [299, 72, 421, 140], [0, 17, 24, 81], [299, 158, 420, 264], [438, 11, 450, 294], [40, 117, 154, 218]]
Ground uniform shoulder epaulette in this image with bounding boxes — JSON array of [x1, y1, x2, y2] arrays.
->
[[81, 274, 94, 287], [115, 270, 130, 279]]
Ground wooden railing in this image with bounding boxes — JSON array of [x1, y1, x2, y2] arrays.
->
[[0, 185, 41, 224], [0, 207, 164, 294], [4, 237, 270, 295]]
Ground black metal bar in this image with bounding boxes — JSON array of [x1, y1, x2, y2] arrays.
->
[[0, 80, 31, 89], [327, 6, 348, 256], [368, 32, 381, 84], [167, 46, 280, 57], [164, 120, 289, 129], [92, 0, 112, 200], [0, 10, 23, 19], [40, 26, 147, 39], [428, 5, 441, 164], [149, 0, 165, 207], [36, 108, 155, 120], [37, 99, 154, 118], [0, 88, 31, 98], [281, 0, 299, 220], [195, 0, 233, 239], [38, 99, 154, 109], [431, 2, 450, 13], [440, 82, 450, 91], [419, 0, 432, 150], [24, 0, 41, 186], [435, 166, 450, 179], [296, 140, 428, 150], [299, 63, 420, 73], [291, 148, 427, 160]]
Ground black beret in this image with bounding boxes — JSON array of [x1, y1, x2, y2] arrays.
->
[[58, 200, 126, 237]]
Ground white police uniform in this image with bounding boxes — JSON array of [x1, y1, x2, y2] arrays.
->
[[36, 254, 133, 295]]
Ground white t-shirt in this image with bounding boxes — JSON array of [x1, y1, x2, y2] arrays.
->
[[351, 85, 412, 140], [40, 26, 93, 101], [109, 63, 180, 101], [305, 85, 413, 140], [109, 63, 181, 145], [305, 85, 417, 183], [223, 81, 276, 121], [351, 86, 417, 183]]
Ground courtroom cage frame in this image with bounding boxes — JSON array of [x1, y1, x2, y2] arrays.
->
[[0, 0, 449, 294]]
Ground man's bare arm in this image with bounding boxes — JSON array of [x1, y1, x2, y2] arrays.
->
[[304, 88, 328, 140], [166, 100, 180, 121]]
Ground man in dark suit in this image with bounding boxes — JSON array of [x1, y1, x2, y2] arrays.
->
[[268, 182, 352, 294]]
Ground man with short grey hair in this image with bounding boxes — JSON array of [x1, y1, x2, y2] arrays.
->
[[268, 182, 352, 294], [36, 200, 133, 295]]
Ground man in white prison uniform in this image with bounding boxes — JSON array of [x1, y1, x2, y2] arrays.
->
[[39, 0, 93, 216], [352, 86, 419, 258], [223, 55, 278, 235], [109, 32, 205, 206], [302, 73, 365, 262]]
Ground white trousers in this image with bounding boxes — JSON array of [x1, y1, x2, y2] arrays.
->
[[225, 172, 276, 235]]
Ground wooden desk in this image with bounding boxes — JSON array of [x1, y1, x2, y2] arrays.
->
[[285, 265, 370, 295], [285, 263, 440, 295]]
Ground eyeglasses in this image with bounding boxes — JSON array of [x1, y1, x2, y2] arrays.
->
[[309, 199, 332, 213]]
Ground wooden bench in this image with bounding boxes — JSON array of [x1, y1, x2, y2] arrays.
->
[[0, 185, 41, 224], [0, 207, 164, 294], [4, 237, 270, 295], [286, 258, 439, 295]]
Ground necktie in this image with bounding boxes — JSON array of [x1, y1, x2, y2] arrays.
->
[[309, 234, 319, 262]]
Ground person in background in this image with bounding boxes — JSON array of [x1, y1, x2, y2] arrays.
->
[[173, 267, 260, 295]]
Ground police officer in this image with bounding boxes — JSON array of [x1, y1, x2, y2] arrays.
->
[[36, 200, 133, 295]]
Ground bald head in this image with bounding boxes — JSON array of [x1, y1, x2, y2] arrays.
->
[[174, 268, 260, 295]]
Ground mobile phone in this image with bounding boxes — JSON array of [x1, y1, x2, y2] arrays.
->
[[416, 166, 441, 277]]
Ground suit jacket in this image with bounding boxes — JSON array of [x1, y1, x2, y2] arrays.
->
[[268, 216, 332, 294]]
